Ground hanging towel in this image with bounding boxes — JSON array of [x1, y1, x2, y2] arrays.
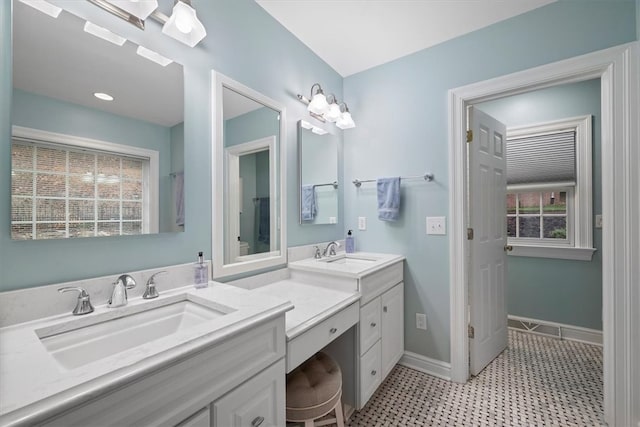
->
[[377, 177, 401, 221], [257, 197, 270, 244], [301, 184, 317, 221], [174, 171, 185, 226]]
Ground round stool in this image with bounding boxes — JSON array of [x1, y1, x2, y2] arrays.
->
[[286, 352, 345, 427]]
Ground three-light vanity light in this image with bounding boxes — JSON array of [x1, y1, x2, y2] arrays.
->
[[297, 84, 356, 130]]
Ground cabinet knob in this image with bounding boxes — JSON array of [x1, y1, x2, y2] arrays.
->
[[251, 416, 265, 427], [371, 370, 377, 376], [370, 322, 377, 327], [329, 327, 337, 334], [383, 306, 388, 312]]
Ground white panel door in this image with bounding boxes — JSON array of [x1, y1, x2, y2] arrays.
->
[[381, 282, 404, 379], [468, 107, 508, 376]]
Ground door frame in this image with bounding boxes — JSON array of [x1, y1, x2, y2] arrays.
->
[[448, 42, 639, 426]]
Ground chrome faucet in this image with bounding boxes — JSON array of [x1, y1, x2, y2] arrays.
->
[[58, 287, 94, 315], [143, 271, 167, 300], [323, 241, 340, 257], [108, 274, 136, 308]]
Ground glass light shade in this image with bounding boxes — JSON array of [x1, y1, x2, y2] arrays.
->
[[336, 111, 356, 129], [18, 0, 62, 18], [324, 102, 342, 122], [136, 46, 172, 66], [84, 21, 126, 46], [108, 0, 158, 20], [162, 1, 207, 47], [308, 92, 329, 115]]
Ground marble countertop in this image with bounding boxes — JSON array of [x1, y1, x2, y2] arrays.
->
[[251, 279, 360, 340], [287, 251, 405, 279], [0, 282, 292, 426]]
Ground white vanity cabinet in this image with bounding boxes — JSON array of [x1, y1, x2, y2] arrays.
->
[[357, 262, 404, 408], [39, 317, 286, 427]]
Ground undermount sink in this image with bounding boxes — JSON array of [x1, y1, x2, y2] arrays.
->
[[320, 254, 379, 265], [36, 299, 230, 370]]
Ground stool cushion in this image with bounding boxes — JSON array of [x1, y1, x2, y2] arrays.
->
[[286, 352, 342, 421]]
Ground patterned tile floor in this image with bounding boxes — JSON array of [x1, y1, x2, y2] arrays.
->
[[348, 330, 603, 426]]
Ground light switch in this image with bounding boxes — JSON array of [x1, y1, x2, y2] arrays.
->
[[329, 216, 337, 224], [595, 214, 602, 229], [426, 216, 446, 235], [358, 216, 367, 230]]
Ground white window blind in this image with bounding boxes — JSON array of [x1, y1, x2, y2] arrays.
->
[[506, 131, 576, 185], [11, 138, 148, 240]]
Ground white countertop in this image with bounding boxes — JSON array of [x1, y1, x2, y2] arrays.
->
[[251, 279, 360, 340], [287, 252, 405, 279], [0, 282, 292, 426]]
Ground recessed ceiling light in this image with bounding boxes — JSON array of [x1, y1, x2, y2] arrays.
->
[[84, 21, 127, 46], [136, 46, 173, 67], [18, 0, 62, 18], [94, 92, 114, 101]]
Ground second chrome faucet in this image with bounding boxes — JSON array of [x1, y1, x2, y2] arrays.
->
[[108, 274, 136, 308]]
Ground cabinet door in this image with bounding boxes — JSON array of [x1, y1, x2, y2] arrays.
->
[[381, 282, 404, 379], [214, 359, 285, 427]]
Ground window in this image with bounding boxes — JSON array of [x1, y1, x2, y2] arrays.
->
[[505, 116, 595, 261], [11, 127, 158, 240]]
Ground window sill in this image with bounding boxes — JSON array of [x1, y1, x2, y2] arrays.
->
[[508, 245, 596, 261]]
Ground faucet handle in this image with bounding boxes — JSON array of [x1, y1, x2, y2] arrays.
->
[[143, 271, 167, 300], [58, 287, 94, 315], [313, 246, 322, 259]]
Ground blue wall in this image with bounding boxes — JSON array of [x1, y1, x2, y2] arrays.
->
[[0, 0, 343, 291], [12, 88, 177, 233], [477, 79, 602, 330], [343, 1, 635, 362]]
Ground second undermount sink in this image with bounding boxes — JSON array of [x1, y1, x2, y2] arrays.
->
[[36, 298, 232, 370], [319, 254, 379, 265]]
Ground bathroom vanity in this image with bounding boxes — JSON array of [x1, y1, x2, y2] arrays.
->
[[0, 281, 292, 427]]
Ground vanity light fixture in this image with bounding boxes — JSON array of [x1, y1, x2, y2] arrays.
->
[[84, 21, 127, 46], [18, 0, 62, 18], [94, 92, 114, 101], [136, 46, 173, 66], [297, 84, 356, 129], [87, 0, 207, 47]]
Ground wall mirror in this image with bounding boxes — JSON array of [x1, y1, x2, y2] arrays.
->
[[298, 120, 339, 224], [212, 72, 286, 278], [11, 0, 184, 240]]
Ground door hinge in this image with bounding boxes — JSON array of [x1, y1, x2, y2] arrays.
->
[[466, 130, 473, 143], [468, 325, 475, 339], [467, 228, 474, 240]]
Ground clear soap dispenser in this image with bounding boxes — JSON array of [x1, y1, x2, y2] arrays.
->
[[194, 251, 209, 288], [345, 230, 355, 253]]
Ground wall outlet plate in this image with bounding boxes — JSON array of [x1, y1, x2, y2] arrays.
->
[[595, 214, 602, 229], [416, 313, 427, 330], [426, 216, 446, 235], [329, 216, 337, 224], [358, 216, 367, 230]]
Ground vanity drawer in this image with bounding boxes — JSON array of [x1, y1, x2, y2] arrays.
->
[[287, 302, 359, 372], [359, 261, 403, 305], [359, 298, 381, 356], [359, 340, 382, 407]]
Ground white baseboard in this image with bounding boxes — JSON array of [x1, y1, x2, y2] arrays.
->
[[399, 351, 451, 381], [508, 315, 603, 346]]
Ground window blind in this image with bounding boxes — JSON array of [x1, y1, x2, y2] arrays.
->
[[506, 131, 576, 185]]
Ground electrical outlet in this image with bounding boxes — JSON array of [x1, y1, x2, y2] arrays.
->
[[416, 313, 427, 330], [426, 216, 446, 235], [329, 216, 337, 224], [595, 214, 602, 229], [358, 216, 367, 230]]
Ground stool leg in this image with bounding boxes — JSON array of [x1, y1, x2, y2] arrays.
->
[[304, 420, 314, 427], [334, 399, 345, 427]]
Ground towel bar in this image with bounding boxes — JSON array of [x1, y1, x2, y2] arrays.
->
[[352, 173, 434, 187]]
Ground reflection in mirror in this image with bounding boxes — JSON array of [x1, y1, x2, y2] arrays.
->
[[11, 1, 184, 240], [213, 73, 286, 278], [298, 120, 339, 225]]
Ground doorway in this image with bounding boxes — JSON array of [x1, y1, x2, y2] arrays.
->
[[447, 42, 638, 426]]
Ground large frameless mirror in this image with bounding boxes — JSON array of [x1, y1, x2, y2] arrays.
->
[[297, 120, 339, 224], [212, 72, 286, 278], [11, 0, 184, 240]]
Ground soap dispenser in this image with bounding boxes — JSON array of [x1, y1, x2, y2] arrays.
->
[[194, 251, 209, 288], [345, 230, 355, 253]]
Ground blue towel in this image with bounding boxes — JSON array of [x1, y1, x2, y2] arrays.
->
[[377, 177, 401, 221], [301, 185, 317, 221], [174, 171, 185, 226]]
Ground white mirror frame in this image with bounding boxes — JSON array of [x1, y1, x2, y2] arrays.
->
[[211, 71, 287, 278]]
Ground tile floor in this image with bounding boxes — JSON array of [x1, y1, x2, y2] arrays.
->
[[347, 330, 603, 426]]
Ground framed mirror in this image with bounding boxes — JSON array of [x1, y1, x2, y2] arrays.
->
[[212, 72, 286, 278], [298, 120, 339, 224], [11, 0, 184, 240]]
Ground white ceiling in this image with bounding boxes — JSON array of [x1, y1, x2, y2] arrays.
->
[[13, 1, 183, 128], [256, 0, 556, 77]]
